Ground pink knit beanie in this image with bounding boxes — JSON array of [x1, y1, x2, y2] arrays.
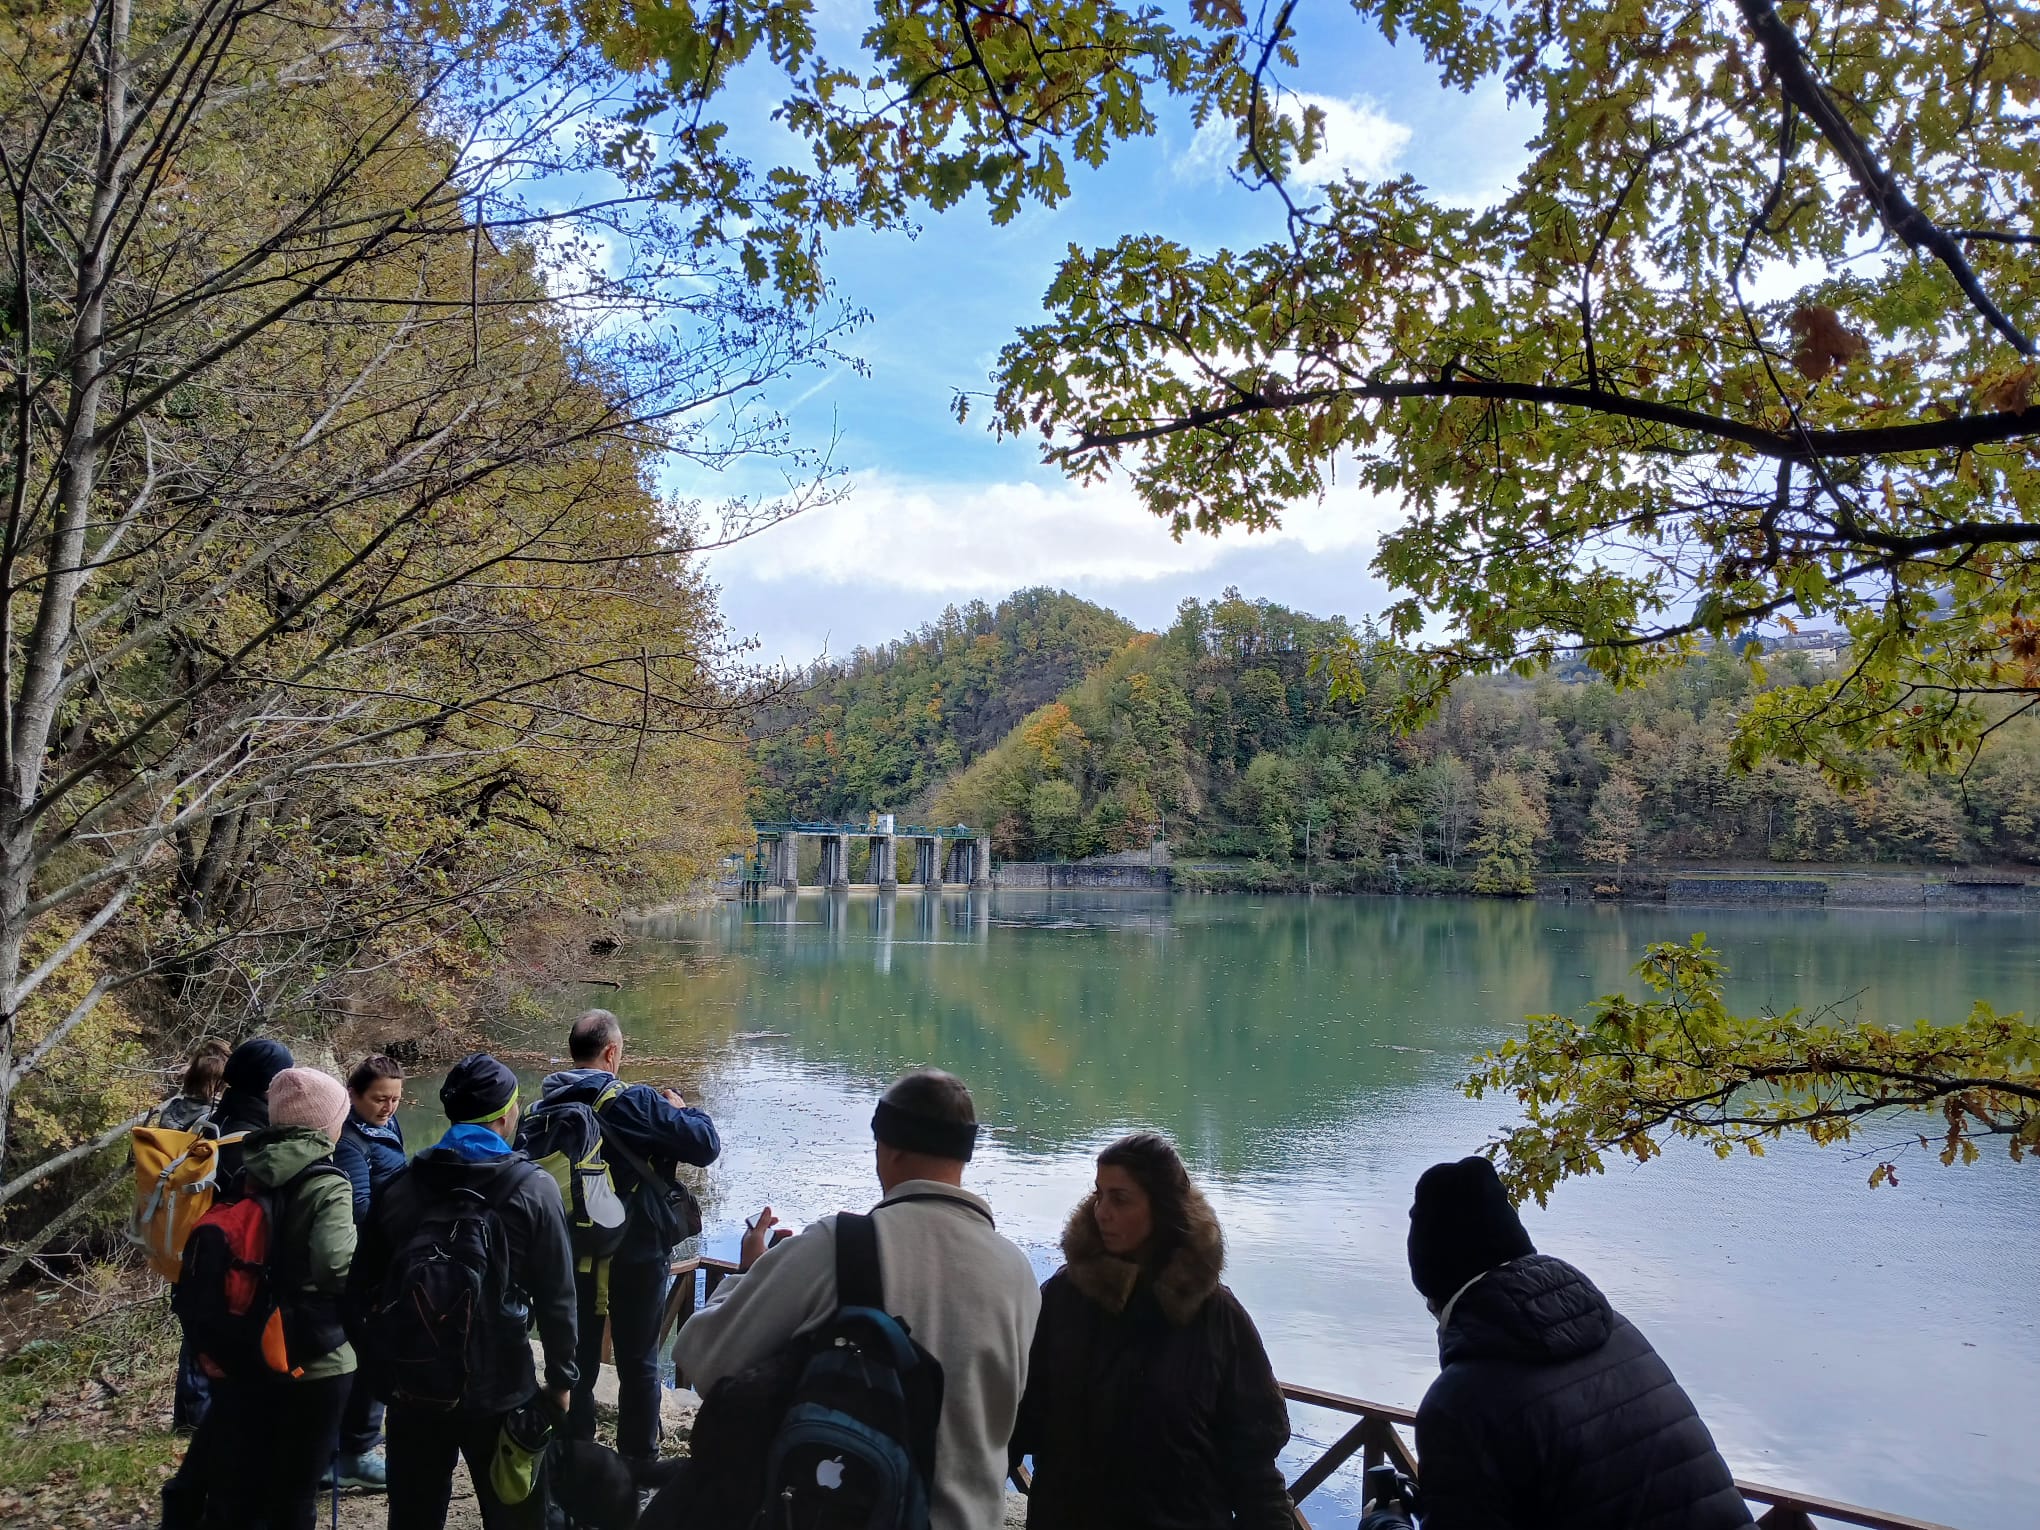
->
[[268, 1067, 348, 1141]]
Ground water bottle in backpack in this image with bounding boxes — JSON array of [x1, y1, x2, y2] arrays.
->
[[514, 1082, 630, 1260]]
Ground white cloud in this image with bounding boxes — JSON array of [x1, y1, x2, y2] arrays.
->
[[708, 468, 1402, 595], [1289, 92, 1414, 186], [1179, 92, 1412, 188]]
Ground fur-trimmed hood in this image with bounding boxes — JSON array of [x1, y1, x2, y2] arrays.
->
[[1059, 1183, 1225, 1326]]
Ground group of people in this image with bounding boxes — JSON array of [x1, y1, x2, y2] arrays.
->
[[156, 1011, 720, 1530], [153, 1015, 1758, 1530]]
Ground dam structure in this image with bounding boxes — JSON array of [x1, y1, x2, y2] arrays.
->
[[745, 817, 991, 897]]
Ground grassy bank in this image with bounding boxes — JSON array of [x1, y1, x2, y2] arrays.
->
[[0, 1262, 181, 1528]]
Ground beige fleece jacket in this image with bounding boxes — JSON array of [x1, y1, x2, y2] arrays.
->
[[675, 1179, 1041, 1530]]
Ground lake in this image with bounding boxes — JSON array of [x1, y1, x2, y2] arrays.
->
[[461, 891, 2039, 1529]]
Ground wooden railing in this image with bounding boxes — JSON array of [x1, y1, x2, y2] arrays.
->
[[658, 1255, 1960, 1530], [1276, 1384, 1960, 1530]]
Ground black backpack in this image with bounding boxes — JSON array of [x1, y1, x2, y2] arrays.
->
[[687, 1209, 946, 1530], [360, 1173, 522, 1410]]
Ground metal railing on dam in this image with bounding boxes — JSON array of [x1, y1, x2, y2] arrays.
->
[[652, 1254, 1956, 1530]]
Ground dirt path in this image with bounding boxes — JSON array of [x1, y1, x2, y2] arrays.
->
[[4, 1297, 1029, 1529]]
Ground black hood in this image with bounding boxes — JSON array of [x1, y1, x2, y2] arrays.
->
[[212, 1088, 270, 1137], [1439, 1254, 1615, 1368], [407, 1140, 532, 1195]]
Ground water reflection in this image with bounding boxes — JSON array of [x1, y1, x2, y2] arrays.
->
[[576, 894, 2040, 1528]]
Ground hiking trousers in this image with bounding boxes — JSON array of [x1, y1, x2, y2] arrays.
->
[[337, 1367, 384, 1457], [160, 1371, 232, 1530], [201, 1371, 350, 1530], [386, 1403, 547, 1530], [173, 1336, 212, 1432], [568, 1257, 669, 1460]]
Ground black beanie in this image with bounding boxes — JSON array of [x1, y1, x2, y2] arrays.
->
[[441, 1052, 519, 1125], [222, 1037, 294, 1096], [1407, 1155, 1536, 1304]]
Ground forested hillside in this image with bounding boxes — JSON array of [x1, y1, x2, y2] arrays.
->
[[749, 589, 1134, 819], [891, 592, 2040, 891]]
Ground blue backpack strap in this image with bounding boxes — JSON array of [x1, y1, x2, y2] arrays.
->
[[834, 1210, 883, 1312]]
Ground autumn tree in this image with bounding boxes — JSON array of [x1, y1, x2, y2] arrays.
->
[[1469, 771, 1549, 895], [0, 0, 838, 1239], [576, 0, 2038, 1181], [1584, 772, 1646, 880]]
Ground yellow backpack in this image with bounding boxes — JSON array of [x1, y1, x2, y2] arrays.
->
[[130, 1124, 249, 1283]]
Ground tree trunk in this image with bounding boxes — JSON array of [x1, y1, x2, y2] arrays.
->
[[0, 0, 134, 1181]]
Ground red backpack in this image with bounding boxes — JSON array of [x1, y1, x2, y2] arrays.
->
[[172, 1163, 346, 1379]]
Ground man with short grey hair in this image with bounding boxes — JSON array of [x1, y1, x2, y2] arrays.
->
[[536, 1008, 721, 1471], [675, 1069, 1041, 1530]]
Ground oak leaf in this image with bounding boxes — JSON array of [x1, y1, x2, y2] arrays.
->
[[1977, 363, 2038, 414], [1788, 305, 1870, 381]]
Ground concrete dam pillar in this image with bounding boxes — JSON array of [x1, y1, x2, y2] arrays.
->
[[774, 833, 800, 892], [870, 835, 897, 887], [915, 836, 942, 889], [944, 836, 992, 889]]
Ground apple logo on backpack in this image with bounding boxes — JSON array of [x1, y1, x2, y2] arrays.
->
[[815, 1457, 846, 1491]]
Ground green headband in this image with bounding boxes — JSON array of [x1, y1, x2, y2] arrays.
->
[[456, 1095, 517, 1126]]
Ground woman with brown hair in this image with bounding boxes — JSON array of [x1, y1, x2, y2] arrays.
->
[[328, 1052, 406, 1492], [1012, 1132, 1294, 1530], [157, 1038, 230, 1132]]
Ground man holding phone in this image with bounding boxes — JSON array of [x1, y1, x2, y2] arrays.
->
[[539, 1009, 721, 1476], [675, 1069, 1040, 1530]]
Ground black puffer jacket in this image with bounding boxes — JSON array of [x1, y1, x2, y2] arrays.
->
[[1416, 1255, 1752, 1530], [208, 1088, 269, 1195], [1013, 1192, 1292, 1530]]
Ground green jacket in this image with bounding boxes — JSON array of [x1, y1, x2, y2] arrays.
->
[[243, 1125, 357, 1379]]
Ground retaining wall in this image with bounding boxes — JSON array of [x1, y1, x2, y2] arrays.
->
[[993, 861, 1172, 889], [1535, 871, 2037, 910]]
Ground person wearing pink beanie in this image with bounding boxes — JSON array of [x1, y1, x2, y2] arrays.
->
[[267, 1066, 350, 1141], [200, 1064, 360, 1528]]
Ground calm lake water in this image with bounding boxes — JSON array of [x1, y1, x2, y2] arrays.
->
[[452, 891, 2039, 1529]]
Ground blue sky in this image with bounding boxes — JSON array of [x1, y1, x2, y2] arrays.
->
[[653, 15, 1535, 664]]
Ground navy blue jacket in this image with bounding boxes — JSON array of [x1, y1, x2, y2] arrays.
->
[[537, 1068, 719, 1264], [1416, 1255, 1752, 1530], [334, 1110, 407, 1222]]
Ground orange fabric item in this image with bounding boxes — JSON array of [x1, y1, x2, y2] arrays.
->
[[260, 1308, 294, 1375]]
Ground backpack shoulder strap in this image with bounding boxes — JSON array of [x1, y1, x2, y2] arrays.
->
[[834, 1210, 883, 1312], [288, 1158, 347, 1188], [592, 1093, 665, 1186]]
